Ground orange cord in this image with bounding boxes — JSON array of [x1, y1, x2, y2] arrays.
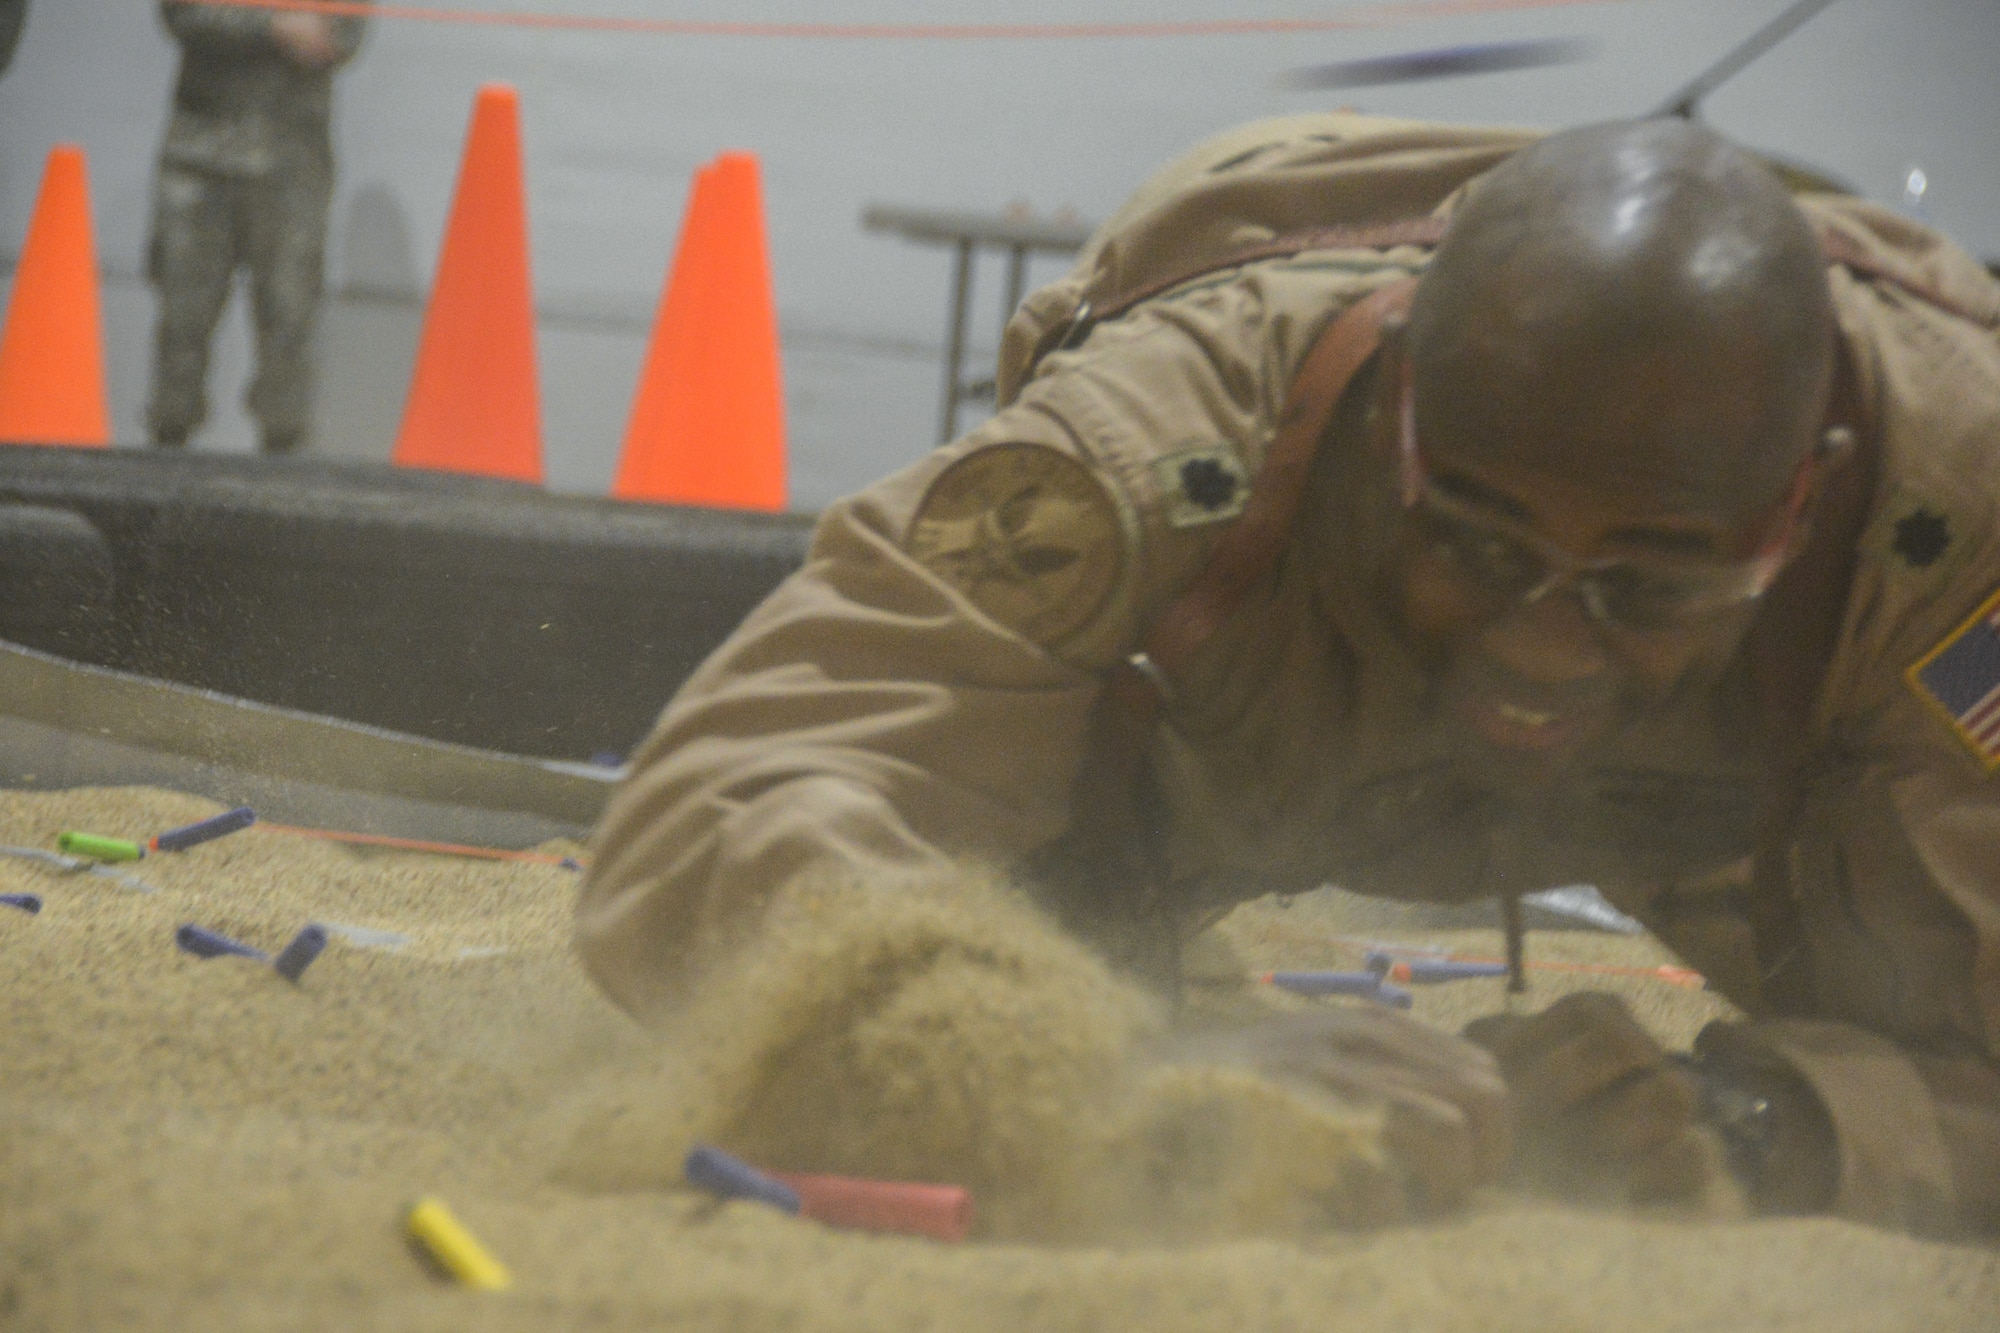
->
[[256, 822, 583, 869]]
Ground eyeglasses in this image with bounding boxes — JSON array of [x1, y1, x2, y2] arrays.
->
[[1395, 372, 1814, 632]]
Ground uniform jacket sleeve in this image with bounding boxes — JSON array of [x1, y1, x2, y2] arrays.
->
[[576, 262, 1385, 1021], [576, 450, 1108, 1020], [1731, 758, 2000, 1235], [1728, 222, 2000, 1236]]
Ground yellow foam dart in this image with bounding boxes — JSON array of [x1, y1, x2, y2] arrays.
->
[[406, 1197, 512, 1290]]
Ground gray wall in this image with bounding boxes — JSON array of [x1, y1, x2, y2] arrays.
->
[[2, 0, 1995, 508]]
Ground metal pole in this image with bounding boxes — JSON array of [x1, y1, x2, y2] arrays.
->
[[1002, 243, 1029, 337], [1651, 0, 1845, 120], [938, 238, 974, 444]]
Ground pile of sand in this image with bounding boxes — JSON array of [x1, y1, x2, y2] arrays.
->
[[2, 786, 1994, 1331]]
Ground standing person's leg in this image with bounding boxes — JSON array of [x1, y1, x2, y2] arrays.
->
[[145, 166, 239, 448], [243, 155, 332, 455]]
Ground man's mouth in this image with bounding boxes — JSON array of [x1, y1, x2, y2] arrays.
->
[[1467, 697, 1581, 753]]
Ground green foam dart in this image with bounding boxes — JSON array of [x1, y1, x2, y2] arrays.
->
[[56, 831, 146, 863]]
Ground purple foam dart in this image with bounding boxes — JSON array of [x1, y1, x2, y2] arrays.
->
[[0, 892, 41, 914], [685, 1144, 801, 1214], [271, 924, 329, 981], [175, 923, 269, 962], [151, 806, 256, 853]]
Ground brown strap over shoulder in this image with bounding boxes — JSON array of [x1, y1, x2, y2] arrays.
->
[[1143, 277, 1416, 678], [1026, 279, 1415, 988]]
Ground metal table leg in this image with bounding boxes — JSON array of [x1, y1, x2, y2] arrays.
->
[[938, 238, 974, 444]]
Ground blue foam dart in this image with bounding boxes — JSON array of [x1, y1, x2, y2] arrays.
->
[[1266, 970, 1385, 998], [685, 1144, 802, 1214], [271, 924, 329, 982], [1265, 970, 1416, 1010], [175, 923, 270, 963], [0, 892, 42, 913], [1373, 982, 1415, 1010], [1365, 952, 1512, 985], [151, 806, 256, 854]]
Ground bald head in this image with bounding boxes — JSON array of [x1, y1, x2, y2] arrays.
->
[[1406, 119, 1836, 516]]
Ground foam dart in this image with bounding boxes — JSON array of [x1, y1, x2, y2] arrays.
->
[[1265, 970, 1386, 998], [684, 1144, 801, 1214], [56, 831, 144, 862], [175, 923, 269, 962], [406, 1197, 512, 1290], [272, 924, 329, 982], [151, 806, 256, 853], [1373, 981, 1415, 1010], [0, 892, 41, 913], [768, 1170, 973, 1243], [1281, 37, 1595, 91], [1365, 952, 1511, 985]]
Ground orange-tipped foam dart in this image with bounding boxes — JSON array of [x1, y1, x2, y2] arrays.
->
[[770, 1169, 974, 1243], [686, 1145, 972, 1242]]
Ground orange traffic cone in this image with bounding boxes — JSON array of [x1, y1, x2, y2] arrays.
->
[[613, 151, 786, 511], [392, 84, 542, 482], [0, 145, 111, 446]]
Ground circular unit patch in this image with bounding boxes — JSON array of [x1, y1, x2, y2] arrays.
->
[[906, 442, 1124, 646]]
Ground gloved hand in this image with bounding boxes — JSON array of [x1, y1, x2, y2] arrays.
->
[[1464, 991, 1717, 1203], [1180, 1005, 1513, 1217]]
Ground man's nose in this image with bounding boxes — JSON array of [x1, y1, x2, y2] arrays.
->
[[1478, 581, 1609, 687]]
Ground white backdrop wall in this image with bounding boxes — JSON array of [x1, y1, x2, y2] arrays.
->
[[1, 0, 1994, 506]]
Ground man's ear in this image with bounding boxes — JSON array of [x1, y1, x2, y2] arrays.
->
[[1816, 333, 1867, 466], [1376, 307, 1411, 354], [1815, 424, 1856, 466], [1371, 312, 1411, 413]]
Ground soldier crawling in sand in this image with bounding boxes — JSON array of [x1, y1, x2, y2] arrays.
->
[[579, 114, 2000, 1238]]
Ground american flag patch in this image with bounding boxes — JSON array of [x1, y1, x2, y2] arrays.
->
[[1908, 586, 2000, 769]]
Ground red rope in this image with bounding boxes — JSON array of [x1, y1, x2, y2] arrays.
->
[[257, 821, 583, 869], [189, 0, 1625, 40]]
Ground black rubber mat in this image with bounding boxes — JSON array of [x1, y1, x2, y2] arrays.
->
[[0, 445, 813, 759]]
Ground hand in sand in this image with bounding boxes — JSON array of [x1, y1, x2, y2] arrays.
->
[[271, 13, 342, 67], [1464, 991, 1714, 1203], [1181, 1006, 1513, 1217]]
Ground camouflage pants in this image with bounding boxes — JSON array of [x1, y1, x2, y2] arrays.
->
[[146, 160, 332, 444]]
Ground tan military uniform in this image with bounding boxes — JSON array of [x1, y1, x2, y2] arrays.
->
[[579, 115, 2000, 1236]]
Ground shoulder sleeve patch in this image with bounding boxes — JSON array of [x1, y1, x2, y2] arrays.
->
[[1865, 483, 1970, 583], [1154, 443, 1248, 528], [905, 442, 1124, 646], [1906, 584, 2000, 770]]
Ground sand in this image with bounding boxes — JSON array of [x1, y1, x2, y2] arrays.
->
[[2, 785, 1996, 1331]]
